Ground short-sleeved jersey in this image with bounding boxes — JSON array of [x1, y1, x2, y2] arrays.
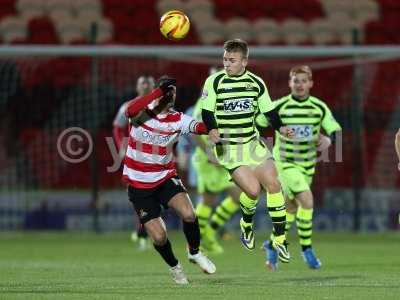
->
[[122, 109, 198, 189], [256, 94, 341, 176], [201, 69, 274, 145]]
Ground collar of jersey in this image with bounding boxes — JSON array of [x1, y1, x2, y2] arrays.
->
[[290, 94, 310, 102], [226, 69, 247, 78]]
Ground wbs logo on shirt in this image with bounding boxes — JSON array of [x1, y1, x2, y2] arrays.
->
[[223, 98, 253, 112]]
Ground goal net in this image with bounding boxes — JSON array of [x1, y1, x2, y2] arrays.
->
[[0, 46, 399, 231]]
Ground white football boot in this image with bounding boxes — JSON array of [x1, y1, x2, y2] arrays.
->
[[169, 263, 189, 285], [188, 251, 216, 274]]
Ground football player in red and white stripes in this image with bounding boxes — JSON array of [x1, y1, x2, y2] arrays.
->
[[123, 76, 216, 284], [113, 75, 155, 251]]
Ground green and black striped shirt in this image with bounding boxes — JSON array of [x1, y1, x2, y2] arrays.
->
[[256, 94, 341, 176], [201, 69, 274, 145]]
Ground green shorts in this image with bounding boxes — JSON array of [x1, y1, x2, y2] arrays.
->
[[276, 163, 313, 200], [192, 159, 233, 194], [214, 139, 273, 172]]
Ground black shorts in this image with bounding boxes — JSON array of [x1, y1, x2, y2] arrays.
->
[[128, 176, 187, 224]]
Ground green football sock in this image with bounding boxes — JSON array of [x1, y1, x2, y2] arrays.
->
[[270, 210, 295, 241], [210, 196, 239, 230], [239, 192, 258, 224], [266, 191, 286, 237], [285, 211, 296, 233], [195, 202, 212, 236], [296, 207, 313, 250]]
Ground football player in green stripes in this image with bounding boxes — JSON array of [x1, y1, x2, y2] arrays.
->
[[257, 65, 342, 270], [192, 93, 242, 254], [201, 39, 294, 263]]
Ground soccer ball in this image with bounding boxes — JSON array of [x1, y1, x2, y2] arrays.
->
[[160, 10, 190, 41]]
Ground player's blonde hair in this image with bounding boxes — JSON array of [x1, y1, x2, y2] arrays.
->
[[289, 65, 313, 80]]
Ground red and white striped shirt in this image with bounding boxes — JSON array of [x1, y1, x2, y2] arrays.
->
[[122, 108, 205, 189]]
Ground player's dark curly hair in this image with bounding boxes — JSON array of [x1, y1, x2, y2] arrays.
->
[[156, 75, 176, 88], [156, 75, 176, 102]]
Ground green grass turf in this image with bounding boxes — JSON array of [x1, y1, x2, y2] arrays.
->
[[0, 232, 399, 299]]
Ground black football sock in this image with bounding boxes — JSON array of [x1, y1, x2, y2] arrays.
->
[[183, 218, 200, 255], [153, 239, 178, 267]]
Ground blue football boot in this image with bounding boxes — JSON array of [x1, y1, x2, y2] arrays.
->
[[302, 248, 322, 269], [262, 240, 278, 271]]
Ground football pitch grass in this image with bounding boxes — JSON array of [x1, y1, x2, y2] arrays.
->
[[1, 232, 399, 299]]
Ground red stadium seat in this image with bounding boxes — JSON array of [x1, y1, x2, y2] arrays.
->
[[0, 5, 16, 20], [28, 17, 58, 44], [0, 0, 396, 45], [115, 30, 142, 44]]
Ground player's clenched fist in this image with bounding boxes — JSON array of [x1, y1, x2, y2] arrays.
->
[[317, 134, 332, 151], [279, 126, 295, 138], [208, 129, 221, 144]]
